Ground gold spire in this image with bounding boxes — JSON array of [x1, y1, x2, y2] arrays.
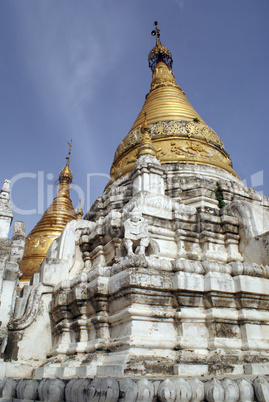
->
[[137, 113, 157, 157], [76, 199, 84, 219], [130, 61, 205, 129], [110, 24, 239, 180], [20, 142, 77, 282], [59, 140, 73, 184]]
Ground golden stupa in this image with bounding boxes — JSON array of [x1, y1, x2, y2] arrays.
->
[[20, 143, 77, 281], [110, 22, 238, 180], [76, 199, 84, 219]]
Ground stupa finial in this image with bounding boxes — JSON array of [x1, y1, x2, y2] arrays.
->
[[151, 21, 161, 46], [148, 21, 173, 72], [67, 140, 72, 159], [59, 140, 73, 184]]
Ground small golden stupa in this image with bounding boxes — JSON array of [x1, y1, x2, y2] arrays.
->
[[110, 22, 238, 180], [137, 112, 157, 158], [20, 142, 77, 281], [76, 199, 84, 219]]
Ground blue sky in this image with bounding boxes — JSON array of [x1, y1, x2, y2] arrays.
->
[[1, 0, 268, 235]]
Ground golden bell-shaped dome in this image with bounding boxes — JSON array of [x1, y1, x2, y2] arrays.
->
[[20, 149, 77, 281], [110, 24, 238, 181]]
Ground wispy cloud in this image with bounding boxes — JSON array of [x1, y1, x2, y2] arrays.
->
[[11, 2, 124, 148]]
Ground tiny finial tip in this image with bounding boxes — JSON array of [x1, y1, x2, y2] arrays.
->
[[67, 140, 72, 156]]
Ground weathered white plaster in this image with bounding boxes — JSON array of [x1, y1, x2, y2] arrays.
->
[[0, 180, 13, 239], [1, 139, 269, 383]]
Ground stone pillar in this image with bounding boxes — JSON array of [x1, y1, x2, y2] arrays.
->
[[132, 154, 165, 196], [0, 220, 25, 354], [0, 180, 13, 239]]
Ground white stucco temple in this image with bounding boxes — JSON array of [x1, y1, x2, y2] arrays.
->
[[0, 23, 269, 401]]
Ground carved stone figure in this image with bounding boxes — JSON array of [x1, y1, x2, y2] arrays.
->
[[124, 208, 150, 256]]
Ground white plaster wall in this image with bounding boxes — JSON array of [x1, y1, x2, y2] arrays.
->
[[0, 217, 11, 239], [0, 280, 16, 326], [17, 293, 52, 363]]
